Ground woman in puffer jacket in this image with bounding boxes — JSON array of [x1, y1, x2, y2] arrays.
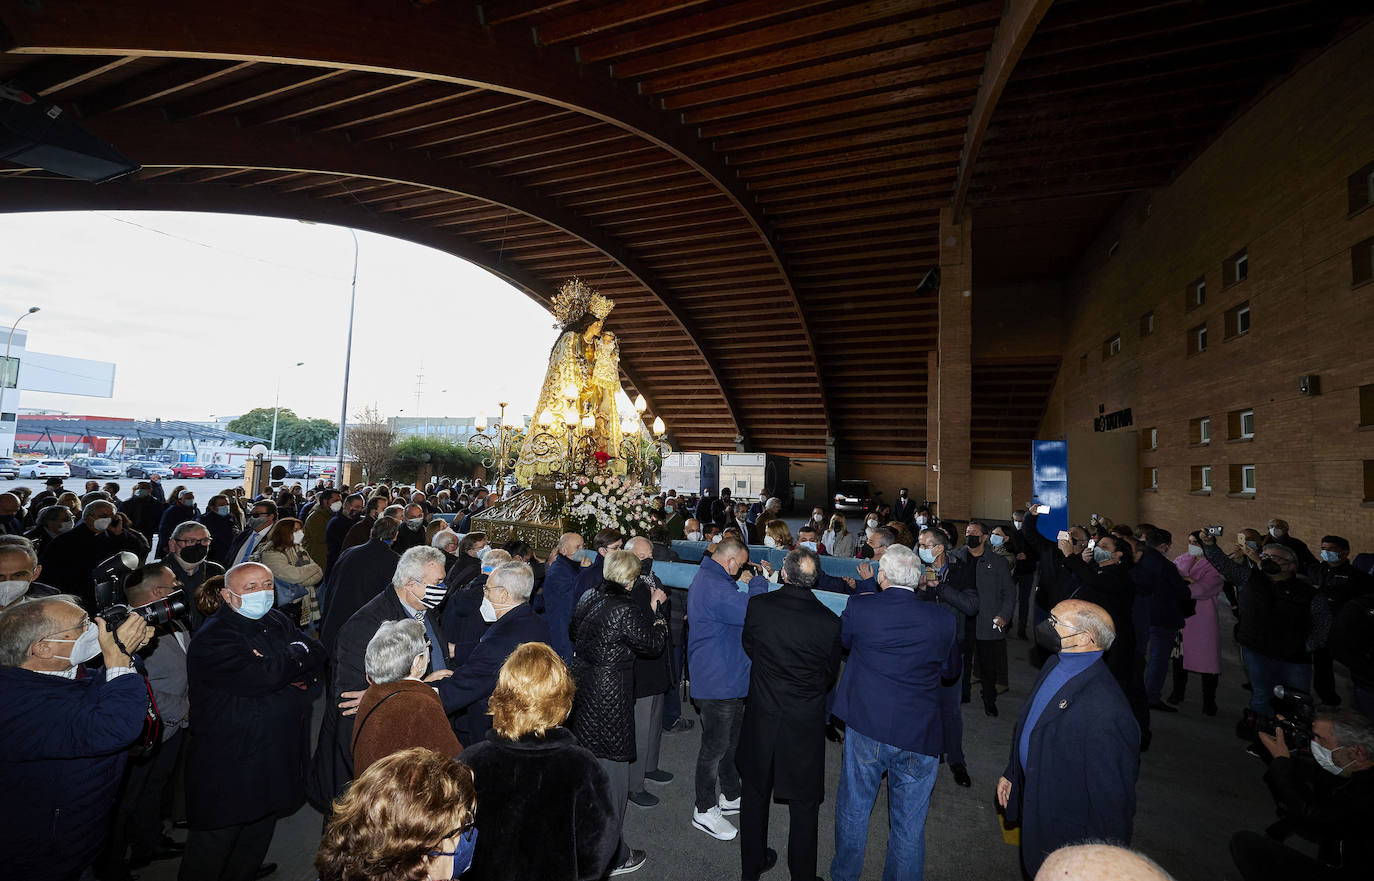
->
[[567, 548, 668, 876]]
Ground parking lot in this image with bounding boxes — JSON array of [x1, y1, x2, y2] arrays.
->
[[2, 476, 256, 500]]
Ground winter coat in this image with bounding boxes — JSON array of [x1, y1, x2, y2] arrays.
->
[[460, 728, 619, 881], [37, 523, 147, 611], [567, 579, 668, 762], [686, 555, 769, 700], [156, 503, 200, 556], [318, 538, 400, 655], [955, 546, 1016, 641], [1174, 552, 1223, 675], [439, 603, 551, 747], [197, 510, 238, 567], [540, 553, 581, 661], [351, 678, 461, 775]]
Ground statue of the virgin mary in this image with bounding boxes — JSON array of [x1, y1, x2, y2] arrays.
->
[[514, 279, 624, 486]]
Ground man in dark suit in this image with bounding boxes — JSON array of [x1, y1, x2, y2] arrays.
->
[[318, 516, 401, 654], [730, 502, 757, 545], [439, 560, 550, 745], [182, 562, 326, 881], [737, 548, 842, 881], [324, 493, 365, 575], [893, 487, 917, 525], [998, 599, 1140, 878], [830, 544, 960, 881]]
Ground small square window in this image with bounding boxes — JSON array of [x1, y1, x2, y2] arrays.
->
[[1348, 161, 1374, 213], [1228, 408, 1255, 440], [1191, 465, 1213, 492], [1140, 427, 1158, 451], [1186, 278, 1206, 311], [1237, 305, 1250, 333], [1223, 248, 1248, 286], [1189, 416, 1211, 445], [1353, 236, 1374, 286], [1142, 466, 1158, 490], [1241, 410, 1255, 438], [1229, 463, 1256, 494], [1188, 323, 1208, 355], [1225, 301, 1251, 338], [1140, 311, 1155, 337], [1103, 334, 1122, 358]]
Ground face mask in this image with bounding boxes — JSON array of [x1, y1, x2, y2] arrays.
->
[[47, 621, 101, 665], [966, 535, 982, 549], [1013, 520, 1023, 531], [421, 582, 446, 610], [292, 530, 306, 545], [1034, 618, 1087, 655], [867, 518, 878, 528], [214, 505, 230, 517], [710, 534, 722, 545], [686, 531, 703, 542], [0, 579, 29, 606], [178, 544, 209, 565], [1269, 526, 1286, 539], [406, 518, 424, 530], [1245, 540, 1260, 551], [1260, 559, 1282, 576], [813, 514, 824, 522], [639, 558, 653, 575], [1320, 550, 1340, 564], [1092, 546, 1111, 564], [330, 500, 343, 513], [231, 589, 274, 620], [433, 826, 478, 879], [479, 595, 500, 622], [91, 517, 113, 532], [248, 515, 269, 531], [800, 541, 817, 552], [919, 547, 936, 564], [1188, 544, 1204, 557], [135, 489, 149, 498], [763, 535, 777, 548], [915, 516, 927, 526], [989, 534, 1005, 548], [55, 520, 75, 534], [182, 498, 196, 507], [1310, 741, 1352, 776], [475, 545, 490, 560]]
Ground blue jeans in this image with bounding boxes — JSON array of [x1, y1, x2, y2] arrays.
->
[[1241, 647, 1311, 719], [1145, 626, 1178, 704], [831, 727, 939, 881]]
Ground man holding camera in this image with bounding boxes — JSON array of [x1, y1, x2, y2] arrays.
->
[[1231, 710, 1374, 880], [0, 594, 153, 881]]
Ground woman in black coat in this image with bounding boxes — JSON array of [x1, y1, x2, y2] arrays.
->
[[567, 549, 668, 876], [460, 643, 619, 881]]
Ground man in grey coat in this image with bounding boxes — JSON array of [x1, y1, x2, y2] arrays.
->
[[957, 521, 1016, 717]]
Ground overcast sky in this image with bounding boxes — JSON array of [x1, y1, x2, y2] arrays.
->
[[0, 211, 565, 425]]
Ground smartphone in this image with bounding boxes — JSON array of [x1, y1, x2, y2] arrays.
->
[[1056, 530, 1070, 542], [1036, 504, 1050, 515], [1205, 525, 1224, 536], [1088, 539, 1097, 550]]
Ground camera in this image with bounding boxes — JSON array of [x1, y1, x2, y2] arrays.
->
[[1261, 685, 1316, 751], [1205, 525, 1225, 536], [92, 551, 189, 631]]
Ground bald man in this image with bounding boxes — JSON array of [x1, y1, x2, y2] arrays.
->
[[1036, 844, 1175, 881], [540, 532, 585, 661], [999, 600, 1140, 877]]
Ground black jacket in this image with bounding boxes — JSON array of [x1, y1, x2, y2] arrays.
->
[[1263, 755, 1374, 874], [318, 538, 400, 656], [444, 553, 481, 593], [442, 576, 490, 670], [1065, 556, 1139, 682], [925, 553, 979, 643], [119, 495, 165, 541], [1205, 544, 1319, 663], [185, 605, 325, 829], [37, 523, 148, 611], [391, 521, 428, 554], [439, 604, 551, 746], [459, 728, 619, 881], [197, 510, 239, 567], [737, 583, 842, 802], [1136, 546, 1192, 631], [567, 580, 668, 762], [629, 572, 672, 698], [323, 512, 358, 574]]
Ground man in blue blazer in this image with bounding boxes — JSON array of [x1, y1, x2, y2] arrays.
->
[[540, 532, 585, 662], [830, 544, 960, 881], [997, 599, 1140, 877], [440, 561, 550, 745]]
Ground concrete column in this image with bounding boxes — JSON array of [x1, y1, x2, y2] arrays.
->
[[931, 206, 973, 519]]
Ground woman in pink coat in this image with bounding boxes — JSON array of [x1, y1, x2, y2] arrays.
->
[[1169, 530, 1224, 715]]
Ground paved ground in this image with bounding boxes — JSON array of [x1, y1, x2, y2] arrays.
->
[[135, 625, 1319, 881]]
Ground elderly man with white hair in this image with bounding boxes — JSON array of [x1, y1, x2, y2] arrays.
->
[[440, 560, 551, 746], [181, 561, 326, 881], [998, 599, 1140, 878], [351, 618, 461, 774]]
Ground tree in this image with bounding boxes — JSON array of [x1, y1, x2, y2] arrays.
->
[[226, 408, 338, 454], [345, 405, 396, 481], [227, 407, 285, 441], [391, 436, 484, 481]]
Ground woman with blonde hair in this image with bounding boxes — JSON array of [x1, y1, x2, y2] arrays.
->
[[824, 514, 856, 558], [317, 747, 478, 881], [763, 518, 793, 550], [258, 516, 323, 628], [56, 491, 82, 517], [459, 642, 618, 880]]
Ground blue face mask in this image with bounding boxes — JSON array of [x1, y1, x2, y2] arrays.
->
[[1320, 549, 1340, 564], [216, 506, 231, 517], [232, 589, 274, 620], [1092, 546, 1112, 564], [429, 826, 478, 879], [989, 534, 1005, 548], [918, 547, 936, 564]]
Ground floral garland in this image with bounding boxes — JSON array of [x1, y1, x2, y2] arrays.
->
[[562, 472, 655, 538]]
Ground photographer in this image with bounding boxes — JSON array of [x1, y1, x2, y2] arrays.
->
[[1231, 710, 1374, 880]]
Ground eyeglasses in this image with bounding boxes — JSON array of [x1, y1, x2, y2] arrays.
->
[[174, 537, 212, 546], [39, 616, 91, 641], [1259, 554, 1292, 564]]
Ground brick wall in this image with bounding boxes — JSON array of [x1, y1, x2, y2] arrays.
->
[[1037, 21, 1374, 550]]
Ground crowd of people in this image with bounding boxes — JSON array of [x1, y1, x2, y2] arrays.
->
[[0, 474, 1371, 881]]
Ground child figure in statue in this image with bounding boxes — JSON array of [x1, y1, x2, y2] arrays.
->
[[591, 331, 624, 462]]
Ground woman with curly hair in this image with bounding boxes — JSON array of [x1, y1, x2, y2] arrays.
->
[[316, 747, 477, 881]]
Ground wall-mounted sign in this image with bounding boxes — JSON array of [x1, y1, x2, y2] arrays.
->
[[1093, 407, 1133, 432]]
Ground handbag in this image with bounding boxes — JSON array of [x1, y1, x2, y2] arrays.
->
[[274, 576, 308, 607]]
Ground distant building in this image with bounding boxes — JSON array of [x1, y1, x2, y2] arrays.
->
[[388, 414, 530, 439], [0, 329, 116, 457]]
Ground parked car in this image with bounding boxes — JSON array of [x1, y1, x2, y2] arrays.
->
[[0, 458, 16, 480], [68, 457, 124, 479], [20, 460, 71, 479], [284, 464, 329, 478], [204, 463, 245, 479], [832, 479, 874, 514], [171, 463, 206, 479], [124, 461, 175, 478]]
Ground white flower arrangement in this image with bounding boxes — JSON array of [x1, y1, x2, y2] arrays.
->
[[562, 472, 655, 539]]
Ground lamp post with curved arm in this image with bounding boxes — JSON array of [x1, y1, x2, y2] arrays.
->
[[0, 307, 39, 457]]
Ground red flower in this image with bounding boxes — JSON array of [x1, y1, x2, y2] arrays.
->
[[593, 450, 611, 465]]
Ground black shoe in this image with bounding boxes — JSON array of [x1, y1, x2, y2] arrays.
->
[[1165, 692, 1183, 706], [628, 789, 660, 808], [825, 719, 845, 743], [171, 819, 190, 830], [254, 864, 277, 880], [1241, 682, 1252, 692], [645, 769, 673, 784], [663, 718, 695, 733], [1150, 701, 1179, 713], [742, 847, 778, 881], [951, 764, 971, 787], [1236, 710, 1257, 740], [984, 702, 999, 717]]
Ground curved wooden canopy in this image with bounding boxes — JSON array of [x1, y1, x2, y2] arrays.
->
[[0, 0, 1364, 461]]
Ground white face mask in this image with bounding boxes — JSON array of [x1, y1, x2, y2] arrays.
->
[[865, 527, 876, 538], [915, 516, 927, 526], [91, 517, 113, 532], [686, 531, 703, 542], [763, 535, 777, 548], [867, 518, 878, 528], [406, 518, 424, 530], [710, 534, 722, 545], [1270, 526, 1286, 539], [0, 579, 30, 606], [1310, 741, 1352, 776], [475, 545, 490, 560], [799, 541, 817, 552], [330, 500, 343, 513], [292, 530, 305, 545], [480, 595, 499, 623], [1188, 544, 1204, 557], [46, 621, 101, 665]]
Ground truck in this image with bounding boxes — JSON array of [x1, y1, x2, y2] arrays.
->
[[659, 452, 719, 496]]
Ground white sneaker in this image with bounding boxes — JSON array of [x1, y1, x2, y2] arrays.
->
[[718, 793, 741, 815], [692, 805, 738, 840]]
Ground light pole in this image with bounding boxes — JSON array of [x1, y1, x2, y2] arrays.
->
[[0, 306, 39, 457], [336, 228, 360, 486], [269, 361, 305, 457]]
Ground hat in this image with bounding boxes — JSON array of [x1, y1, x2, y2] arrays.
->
[[44, 477, 63, 487]]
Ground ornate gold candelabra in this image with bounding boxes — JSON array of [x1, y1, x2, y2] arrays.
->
[[466, 402, 522, 487], [618, 395, 670, 487]]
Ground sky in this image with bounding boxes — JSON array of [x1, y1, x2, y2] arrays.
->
[[0, 210, 567, 426]]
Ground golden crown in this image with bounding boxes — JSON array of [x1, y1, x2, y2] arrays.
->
[[551, 278, 614, 327]]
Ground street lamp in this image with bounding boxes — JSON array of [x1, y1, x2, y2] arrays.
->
[[269, 361, 305, 456], [299, 220, 360, 489], [0, 306, 39, 457]]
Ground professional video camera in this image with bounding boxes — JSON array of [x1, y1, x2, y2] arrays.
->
[[91, 551, 189, 631], [1261, 685, 1317, 751]]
